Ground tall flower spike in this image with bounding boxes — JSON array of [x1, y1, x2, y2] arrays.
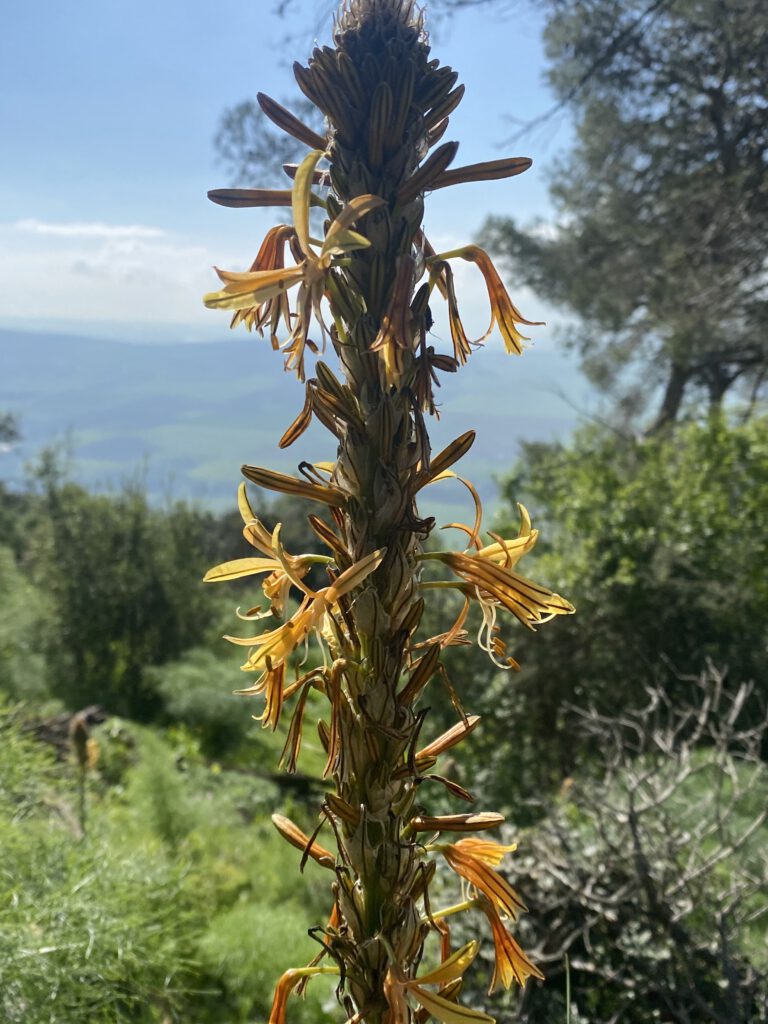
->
[[204, 1, 572, 1020]]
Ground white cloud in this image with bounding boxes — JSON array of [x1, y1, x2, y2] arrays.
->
[[13, 218, 166, 240], [0, 218, 222, 331], [0, 216, 560, 346]]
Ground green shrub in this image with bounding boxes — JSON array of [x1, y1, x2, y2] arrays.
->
[[0, 546, 52, 701], [484, 414, 768, 797], [0, 704, 201, 1023]]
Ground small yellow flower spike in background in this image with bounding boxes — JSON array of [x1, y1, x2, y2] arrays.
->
[[203, 1, 574, 1022]]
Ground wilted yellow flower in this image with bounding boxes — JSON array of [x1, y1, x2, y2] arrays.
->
[[422, 503, 574, 667], [224, 546, 384, 675], [439, 839, 526, 921], [479, 898, 545, 992], [426, 243, 543, 360], [229, 224, 295, 341], [203, 482, 321, 616], [204, 151, 384, 380]]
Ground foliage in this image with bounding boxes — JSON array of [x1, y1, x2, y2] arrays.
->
[[0, 546, 52, 701], [496, 668, 768, 1024], [0, 698, 334, 1024], [478, 414, 768, 797], [148, 649, 254, 757], [198, 902, 335, 1024], [0, 411, 20, 445], [14, 450, 226, 718], [0, 703, 201, 1023], [484, 0, 768, 427]]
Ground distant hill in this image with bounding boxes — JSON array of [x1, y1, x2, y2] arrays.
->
[[0, 327, 594, 517]]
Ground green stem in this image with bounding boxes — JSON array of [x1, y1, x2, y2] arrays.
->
[[425, 899, 477, 922], [77, 764, 87, 838]]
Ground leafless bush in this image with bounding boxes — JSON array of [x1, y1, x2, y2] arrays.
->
[[506, 663, 768, 1023]]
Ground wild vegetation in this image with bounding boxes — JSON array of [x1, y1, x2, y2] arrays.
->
[[3, 411, 766, 1022], [3, 0, 767, 1021]]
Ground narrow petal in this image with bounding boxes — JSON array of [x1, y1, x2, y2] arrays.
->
[[203, 557, 281, 582], [257, 92, 328, 150], [410, 984, 495, 1024], [431, 156, 532, 191], [405, 941, 479, 988], [326, 547, 386, 600], [241, 465, 346, 507], [424, 430, 476, 483], [410, 812, 505, 833], [480, 900, 544, 992], [417, 716, 480, 759], [292, 150, 326, 257]]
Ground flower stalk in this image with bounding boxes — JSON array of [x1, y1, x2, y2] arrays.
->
[[203, 2, 573, 1021]]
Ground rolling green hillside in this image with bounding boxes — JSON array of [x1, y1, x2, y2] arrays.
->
[[0, 327, 592, 515]]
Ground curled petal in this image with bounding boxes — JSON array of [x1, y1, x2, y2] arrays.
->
[[405, 941, 479, 988], [272, 813, 335, 867], [442, 842, 526, 919], [479, 899, 544, 992], [410, 984, 495, 1024], [269, 970, 303, 1024]]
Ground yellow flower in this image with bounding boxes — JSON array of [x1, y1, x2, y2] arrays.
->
[[223, 547, 384, 714], [446, 549, 573, 629], [384, 943, 495, 1024], [205, 483, 384, 728], [423, 503, 574, 668], [440, 839, 526, 921], [427, 244, 543, 358], [203, 483, 319, 617], [204, 150, 384, 379], [448, 836, 518, 867], [478, 898, 544, 992], [226, 592, 330, 672]]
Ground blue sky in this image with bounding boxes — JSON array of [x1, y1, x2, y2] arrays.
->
[[0, 0, 570, 341]]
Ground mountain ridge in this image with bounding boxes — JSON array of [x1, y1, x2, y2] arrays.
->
[[1, 326, 593, 514]]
